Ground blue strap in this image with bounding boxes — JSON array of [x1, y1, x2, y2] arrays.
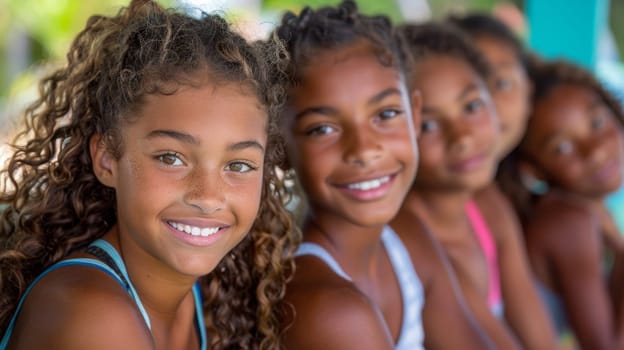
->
[[192, 283, 207, 350], [0, 241, 208, 350], [0, 258, 126, 349], [89, 240, 152, 330]]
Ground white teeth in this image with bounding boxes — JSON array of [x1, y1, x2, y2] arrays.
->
[[347, 175, 390, 191], [169, 221, 220, 237]]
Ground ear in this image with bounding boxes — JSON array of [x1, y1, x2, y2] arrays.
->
[[410, 89, 423, 137], [89, 134, 117, 188]]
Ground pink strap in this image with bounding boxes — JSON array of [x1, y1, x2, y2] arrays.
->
[[466, 201, 502, 310]]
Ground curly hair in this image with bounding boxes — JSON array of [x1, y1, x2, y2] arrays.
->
[[399, 21, 491, 82], [0, 0, 299, 348], [500, 59, 624, 223], [274, 0, 411, 90]]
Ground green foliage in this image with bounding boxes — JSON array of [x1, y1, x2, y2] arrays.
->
[[263, 0, 403, 22]]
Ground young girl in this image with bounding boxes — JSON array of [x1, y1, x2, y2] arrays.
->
[[397, 22, 557, 349], [274, 2, 492, 349], [447, 12, 533, 160], [505, 59, 624, 350], [0, 1, 297, 349]]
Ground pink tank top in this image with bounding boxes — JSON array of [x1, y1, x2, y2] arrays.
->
[[466, 201, 503, 317]]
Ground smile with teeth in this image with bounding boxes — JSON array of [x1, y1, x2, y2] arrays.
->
[[346, 175, 390, 191], [169, 221, 220, 237]]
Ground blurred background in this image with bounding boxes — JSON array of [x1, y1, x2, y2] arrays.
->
[[1, 0, 623, 223], [1, 0, 622, 122]]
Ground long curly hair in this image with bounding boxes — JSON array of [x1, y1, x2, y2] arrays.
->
[[0, 0, 299, 348], [499, 59, 624, 224]]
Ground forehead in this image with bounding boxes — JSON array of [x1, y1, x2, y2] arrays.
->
[[129, 83, 267, 139], [290, 42, 403, 104], [529, 84, 601, 135], [412, 54, 484, 96], [473, 35, 520, 67]]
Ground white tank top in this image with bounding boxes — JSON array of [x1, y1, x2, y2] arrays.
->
[[296, 226, 425, 350]]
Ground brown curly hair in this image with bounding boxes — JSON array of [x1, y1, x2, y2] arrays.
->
[[0, 0, 299, 348], [499, 59, 624, 224]]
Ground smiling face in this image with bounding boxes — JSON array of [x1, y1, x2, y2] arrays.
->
[[93, 82, 267, 278], [521, 83, 624, 198], [412, 54, 498, 193], [283, 42, 419, 228], [474, 35, 531, 157]]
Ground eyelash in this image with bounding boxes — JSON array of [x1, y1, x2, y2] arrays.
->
[[155, 152, 184, 166], [378, 109, 403, 121], [226, 161, 258, 173]]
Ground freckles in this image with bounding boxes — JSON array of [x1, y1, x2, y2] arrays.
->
[[127, 158, 143, 181]]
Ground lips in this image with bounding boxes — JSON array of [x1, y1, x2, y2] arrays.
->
[[448, 153, 488, 172]]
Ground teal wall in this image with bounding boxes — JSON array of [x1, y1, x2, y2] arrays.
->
[[526, 0, 610, 70]]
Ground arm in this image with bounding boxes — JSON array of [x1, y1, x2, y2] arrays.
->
[[283, 258, 394, 350], [455, 268, 523, 350], [479, 186, 559, 349], [8, 266, 154, 350], [531, 202, 617, 350], [415, 227, 496, 350]]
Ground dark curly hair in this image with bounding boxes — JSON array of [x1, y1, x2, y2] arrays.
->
[[399, 21, 491, 85], [0, 0, 299, 348], [274, 0, 411, 90], [500, 59, 624, 223]]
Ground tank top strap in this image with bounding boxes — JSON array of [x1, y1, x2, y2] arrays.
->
[[0, 258, 127, 349], [87, 239, 152, 330], [465, 200, 502, 314], [192, 283, 207, 350], [296, 242, 352, 281], [381, 226, 425, 350]]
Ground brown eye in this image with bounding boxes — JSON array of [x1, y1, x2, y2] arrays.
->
[[156, 152, 183, 166], [226, 161, 256, 173]]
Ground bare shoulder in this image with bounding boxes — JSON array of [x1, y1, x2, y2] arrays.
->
[[9, 264, 154, 349], [390, 209, 448, 279], [527, 193, 597, 245], [284, 256, 394, 350]]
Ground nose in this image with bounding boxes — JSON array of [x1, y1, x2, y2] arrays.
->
[[448, 120, 475, 155], [342, 125, 382, 167], [585, 136, 608, 166], [183, 166, 225, 215]]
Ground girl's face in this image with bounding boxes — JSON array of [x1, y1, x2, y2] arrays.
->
[[412, 54, 498, 193], [522, 83, 624, 198], [474, 35, 531, 158], [284, 42, 419, 228], [93, 83, 267, 279]]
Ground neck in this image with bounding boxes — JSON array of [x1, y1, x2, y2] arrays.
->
[[304, 211, 387, 280], [404, 187, 473, 227], [105, 228, 197, 326]]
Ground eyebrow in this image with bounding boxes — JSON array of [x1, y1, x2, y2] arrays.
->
[[147, 129, 264, 152], [294, 87, 402, 120], [146, 130, 199, 145], [227, 140, 265, 153], [457, 83, 480, 101]]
